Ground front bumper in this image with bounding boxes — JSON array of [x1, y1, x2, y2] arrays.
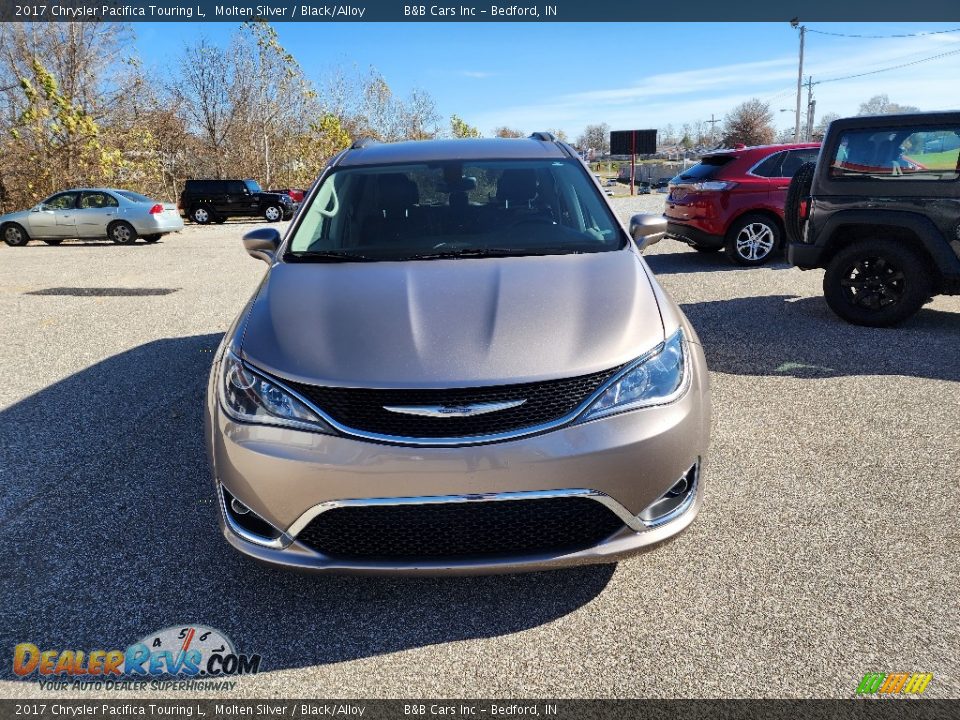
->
[[205, 341, 710, 574]]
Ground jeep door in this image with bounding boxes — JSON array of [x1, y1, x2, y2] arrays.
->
[[226, 180, 256, 216]]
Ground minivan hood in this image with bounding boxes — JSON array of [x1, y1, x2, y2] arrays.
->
[[239, 250, 665, 388]]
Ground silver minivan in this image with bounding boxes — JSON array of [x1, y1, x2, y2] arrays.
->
[[205, 134, 711, 574]]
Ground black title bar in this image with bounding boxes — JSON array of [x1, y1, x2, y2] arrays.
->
[[3, 0, 960, 22]]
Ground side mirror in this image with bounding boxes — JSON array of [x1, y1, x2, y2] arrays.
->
[[628, 213, 667, 253], [32, 205, 42, 212], [243, 227, 281, 263]]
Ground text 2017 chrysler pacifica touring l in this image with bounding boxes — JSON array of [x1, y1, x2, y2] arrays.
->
[[204, 134, 711, 574]]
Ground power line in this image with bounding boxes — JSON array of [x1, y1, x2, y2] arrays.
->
[[815, 47, 960, 85], [806, 26, 960, 39]]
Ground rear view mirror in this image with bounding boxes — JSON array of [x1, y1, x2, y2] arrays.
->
[[628, 213, 667, 253], [243, 227, 281, 263]]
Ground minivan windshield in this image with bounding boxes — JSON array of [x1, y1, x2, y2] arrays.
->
[[286, 159, 625, 261]]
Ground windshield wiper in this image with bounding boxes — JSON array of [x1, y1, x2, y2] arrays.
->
[[404, 248, 548, 260], [285, 250, 376, 262]]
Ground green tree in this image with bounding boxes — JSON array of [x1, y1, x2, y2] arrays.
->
[[450, 114, 482, 138]]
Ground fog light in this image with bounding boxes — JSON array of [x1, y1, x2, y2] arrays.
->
[[637, 462, 698, 527], [219, 484, 285, 547]]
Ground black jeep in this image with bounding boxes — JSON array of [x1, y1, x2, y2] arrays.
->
[[179, 179, 295, 225], [786, 112, 960, 327]]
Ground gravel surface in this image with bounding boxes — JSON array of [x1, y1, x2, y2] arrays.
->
[[1, 207, 958, 699]]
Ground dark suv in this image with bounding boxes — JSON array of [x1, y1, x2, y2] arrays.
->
[[178, 179, 294, 224], [786, 112, 960, 326]]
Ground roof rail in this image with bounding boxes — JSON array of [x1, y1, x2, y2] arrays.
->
[[350, 136, 378, 150], [529, 132, 556, 142]]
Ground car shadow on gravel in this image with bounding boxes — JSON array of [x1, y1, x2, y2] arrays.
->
[[682, 294, 960, 381], [0, 334, 614, 676], [644, 248, 791, 275]]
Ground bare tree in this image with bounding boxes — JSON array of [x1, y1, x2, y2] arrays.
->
[[812, 112, 840, 139], [404, 88, 441, 140], [721, 99, 775, 147], [494, 126, 524, 138], [857, 94, 920, 116], [576, 122, 609, 155]]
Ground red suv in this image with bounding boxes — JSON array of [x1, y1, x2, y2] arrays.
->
[[664, 143, 820, 265]]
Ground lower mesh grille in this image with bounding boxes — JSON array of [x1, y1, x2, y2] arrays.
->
[[296, 497, 626, 561]]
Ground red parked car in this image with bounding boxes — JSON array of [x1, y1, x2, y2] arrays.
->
[[664, 143, 820, 265]]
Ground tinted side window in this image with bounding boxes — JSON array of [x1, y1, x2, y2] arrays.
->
[[830, 127, 960, 180], [44, 192, 78, 210], [79, 191, 119, 209], [227, 181, 247, 194], [752, 151, 785, 178], [781, 150, 819, 177]]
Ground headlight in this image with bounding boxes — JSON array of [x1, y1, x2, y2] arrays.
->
[[580, 330, 687, 422], [220, 352, 335, 434]]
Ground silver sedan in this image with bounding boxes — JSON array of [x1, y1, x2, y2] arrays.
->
[[0, 188, 184, 246]]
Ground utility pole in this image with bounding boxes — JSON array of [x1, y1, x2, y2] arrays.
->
[[791, 19, 805, 143], [706, 114, 721, 147], [805, 76, 816, 141]]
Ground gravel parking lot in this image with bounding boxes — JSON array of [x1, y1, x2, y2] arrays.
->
[[1, 200, 958, 698]]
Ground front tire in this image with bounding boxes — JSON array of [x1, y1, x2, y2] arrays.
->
[[724, 214, 781, 266], [823, 239, 931, 327], [263, 205, 283, 222], [3, 223, 30, 246], [109, 221, 137, 245], [43, 239, 64, 246], [191, 206, 212, 224], [143, 234, 161, 244]]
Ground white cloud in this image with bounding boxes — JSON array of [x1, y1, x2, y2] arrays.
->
[[467, 33, 960, 139]]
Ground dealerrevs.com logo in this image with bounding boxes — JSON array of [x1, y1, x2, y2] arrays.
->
[[13, 625, 262, 691], [856, 672, 933, 696]]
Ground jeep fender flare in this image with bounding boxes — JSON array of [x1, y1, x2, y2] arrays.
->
[[817, 209, 960, 275]]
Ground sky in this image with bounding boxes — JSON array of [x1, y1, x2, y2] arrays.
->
[[133, 21, 960, 139]]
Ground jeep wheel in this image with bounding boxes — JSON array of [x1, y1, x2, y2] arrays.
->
[[263, 205, 282, 222], [785, 161, 816, 246], [724, 214, 780, 266], [823, 239, 931, 327], [191, 207, 212, 224], [109, 221, 138, 245], [3, 223, 29, 246]]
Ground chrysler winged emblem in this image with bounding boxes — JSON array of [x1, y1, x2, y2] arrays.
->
[[382, 399, 526, 418]]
